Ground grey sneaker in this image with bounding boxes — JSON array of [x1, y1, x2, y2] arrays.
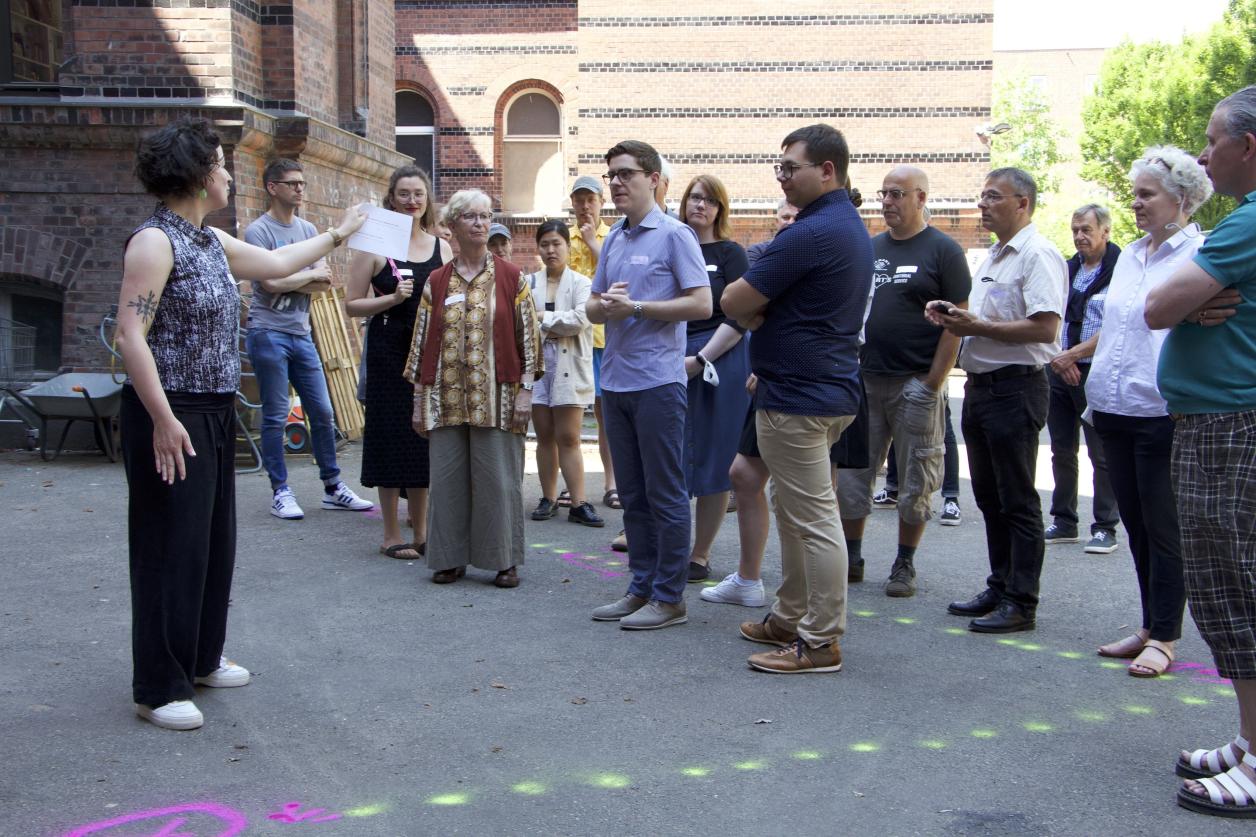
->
[[885, 557, 917, 598], [619, 600, 687, 631], [591, 594, 648, 622], [1044, 523, 1080, 544], [939, 498, 961, 526], [1085, 530, 1119, 554]]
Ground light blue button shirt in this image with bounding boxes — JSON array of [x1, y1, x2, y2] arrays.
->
[[591, 206, 710, 392]]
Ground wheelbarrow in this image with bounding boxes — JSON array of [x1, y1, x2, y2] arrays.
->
[[1, 372, 123, 461]]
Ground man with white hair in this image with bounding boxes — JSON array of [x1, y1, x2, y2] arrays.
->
[[1044, 204, 1121, 555]]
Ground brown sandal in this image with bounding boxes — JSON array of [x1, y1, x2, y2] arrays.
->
[[1097, 633, 1146, 659], [1129, 640, 1174, 678], [603, 489, 622, 510], [494, 567, 519, 588]]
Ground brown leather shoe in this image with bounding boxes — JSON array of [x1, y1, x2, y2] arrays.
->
[[494, 567, 519, 588], [432, 566, 466, 584], [748, 640, 843, 674], [739, 613, 799, 647]]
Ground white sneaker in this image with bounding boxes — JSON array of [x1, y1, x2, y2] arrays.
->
[[321, 482, 374, 511], [700, 573, 767, 607], [271, 487, 304, 520], [939, 498, 962, 526], [136, 699, 204, 730], [194, 657, 251, 688]]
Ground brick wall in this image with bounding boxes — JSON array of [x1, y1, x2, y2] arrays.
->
[[0, 1, 405, 379]]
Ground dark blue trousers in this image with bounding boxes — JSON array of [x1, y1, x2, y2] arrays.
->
[[603, 383, 690, 604]]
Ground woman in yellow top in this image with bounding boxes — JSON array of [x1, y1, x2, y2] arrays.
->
[[405, 190, 543, 587]]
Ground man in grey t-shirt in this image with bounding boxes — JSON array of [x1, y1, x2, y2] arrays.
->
[[243, 158, 372, 520]]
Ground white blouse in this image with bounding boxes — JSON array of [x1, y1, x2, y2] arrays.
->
[[1085, 225, 1204, 417]]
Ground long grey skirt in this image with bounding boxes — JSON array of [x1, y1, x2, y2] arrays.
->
[[427, 425, 525, 572]]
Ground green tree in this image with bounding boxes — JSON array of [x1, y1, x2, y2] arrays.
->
[[1081, 0, 1256, 235]]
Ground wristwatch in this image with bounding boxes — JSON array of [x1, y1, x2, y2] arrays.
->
[[326, 227, 344, 247], [632, 301, 644, 319], [520, 380, 534, 391]]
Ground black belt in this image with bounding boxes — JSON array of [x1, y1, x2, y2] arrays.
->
[[965, 364, 1043, 387]]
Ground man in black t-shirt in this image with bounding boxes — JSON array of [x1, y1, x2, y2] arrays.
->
[[837, 166, 971, 597]]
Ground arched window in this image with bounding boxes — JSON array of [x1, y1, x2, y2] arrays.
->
[[395, 89, 436, 184], [502, 90, 563, 214]]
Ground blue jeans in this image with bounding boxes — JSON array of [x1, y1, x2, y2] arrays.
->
[[245, 329, 340, 491], [603, 383, 690, 604]]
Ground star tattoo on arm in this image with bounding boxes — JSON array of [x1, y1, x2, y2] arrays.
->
[[127, 290, 159, 326]]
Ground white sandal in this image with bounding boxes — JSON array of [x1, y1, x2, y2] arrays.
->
[[1178, 735, 1249, 780], [1178, 752, 1256, 818]]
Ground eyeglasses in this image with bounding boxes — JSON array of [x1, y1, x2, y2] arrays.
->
[[458, 211, 494, 224], [602, 168, 645, 184], [271, 180, 306, 190], [773, 161, 821, 180], [978, 191, 1024, 203], [876, 189, 922, 201], [686, 195, 718, 207], [395, 190, 426, 201]]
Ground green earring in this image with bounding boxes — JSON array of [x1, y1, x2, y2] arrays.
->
[[198, 188, 208, 199]]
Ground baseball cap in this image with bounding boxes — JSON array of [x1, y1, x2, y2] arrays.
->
[[570, 175, 603, 197], [488, 223, 512, 240]]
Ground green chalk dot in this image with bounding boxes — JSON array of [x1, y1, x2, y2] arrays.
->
[[894, 617, 916, 625], [1216, 686, 1235, 697], [343, 803, 388, 817], [1056, 651, 1085, 659], [918, 739, 947, 750], [589, 773, 631, 789], [1099, 661, 1125, 669], [1074, 710, 1107, 722], [703, 580, 718, 587], [681, 766, 711, 777], [792, 750, 822, 760], [606, 561, 623, 567], [427, 793, 470, 806], [997, 638, 1020, 647], [1023, 721, 1054, 733], [970, 729, 997, 739], [733, 760, 766, 770], [854, 610, 877, 618], [1017, 643, 1043, 651], [529, 543, 548, 549], [1180, 696, 1210, 706], [849, 742, 881, 753], [1123, 705, 1154, 715], [512, 781, 547, 796], [1159, 673, 1177, 681], [944, 627, 967, 635]]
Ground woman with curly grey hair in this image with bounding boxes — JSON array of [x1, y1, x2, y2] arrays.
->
[[1086, 145, 1211, 677]]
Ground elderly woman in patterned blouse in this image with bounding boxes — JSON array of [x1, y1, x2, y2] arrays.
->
[[406, 190, 543, 587]]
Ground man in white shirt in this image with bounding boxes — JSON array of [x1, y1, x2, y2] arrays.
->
[[926, 167, 1065, 633]]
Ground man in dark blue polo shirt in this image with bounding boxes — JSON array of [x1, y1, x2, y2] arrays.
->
[[723, 124, 873, 674]]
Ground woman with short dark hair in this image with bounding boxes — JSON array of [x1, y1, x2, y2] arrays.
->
[[525, 219, 601, 528], [116, 117, 365, 730]]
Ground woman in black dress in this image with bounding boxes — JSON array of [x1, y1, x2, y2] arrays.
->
[[347, 166, 452, 559]]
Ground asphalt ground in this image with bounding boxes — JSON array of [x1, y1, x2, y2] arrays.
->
[[1, 414, 1250, 836]]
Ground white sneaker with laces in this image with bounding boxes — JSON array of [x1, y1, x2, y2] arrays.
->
[[321, 482, 374, 511], [136, 699, 204, 730], [1085, 530, 1119, 554], [940, 498, 962, 526], [271, 487, 304, 520], [700, 573, 767, 607], [194, 656, 251, 688]]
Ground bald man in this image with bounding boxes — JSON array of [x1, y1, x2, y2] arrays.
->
[[837, 166, 971, 597]]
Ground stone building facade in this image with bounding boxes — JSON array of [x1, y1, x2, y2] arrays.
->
[[394, 0, 996, 265], [0, 0, 407, 381]]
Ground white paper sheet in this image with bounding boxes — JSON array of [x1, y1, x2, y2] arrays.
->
[[347, 206, 414, 260]]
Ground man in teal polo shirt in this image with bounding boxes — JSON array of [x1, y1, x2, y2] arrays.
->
[[1144, 85, 1256, 819]]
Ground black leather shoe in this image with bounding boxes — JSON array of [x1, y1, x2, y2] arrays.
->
[[969, 601, 1035, 633], [947, 588, 1000, 617], [531, 498, 559, 521]]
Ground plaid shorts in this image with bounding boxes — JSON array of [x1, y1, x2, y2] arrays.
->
[[1172, 409, 1256, 680]]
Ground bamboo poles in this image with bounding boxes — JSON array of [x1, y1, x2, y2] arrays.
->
[[308, 286, 365, 440]]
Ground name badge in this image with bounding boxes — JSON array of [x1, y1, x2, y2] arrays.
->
[[446, 293, 466, 305], [630, 254, 650, 265], [706, 264, 718, 272], [397, 268, 414, 277]]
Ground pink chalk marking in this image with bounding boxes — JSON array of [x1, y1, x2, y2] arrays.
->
[[268, 802, 342, 824], [62, 803, 248, 837], [1175, 659, 1232, 685]]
